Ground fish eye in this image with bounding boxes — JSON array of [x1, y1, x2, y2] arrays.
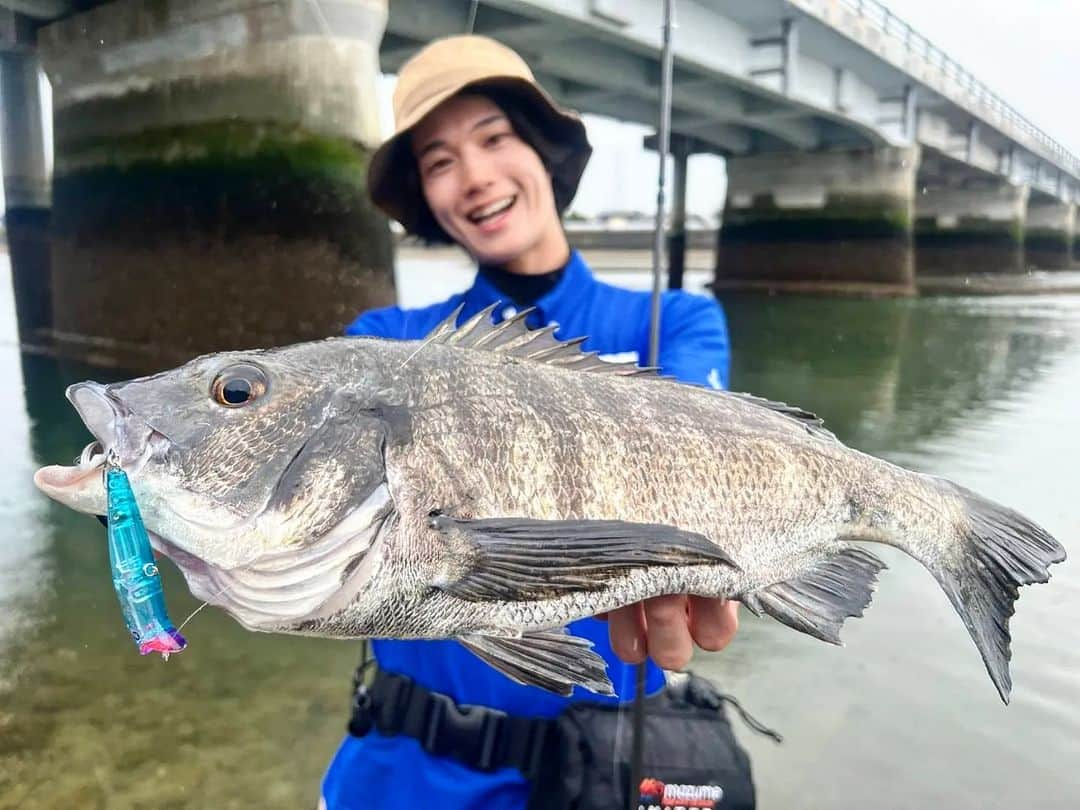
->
[[210, 363, 269, 408]]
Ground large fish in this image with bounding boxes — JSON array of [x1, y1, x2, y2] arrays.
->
[[34, 306, 1065, 701]]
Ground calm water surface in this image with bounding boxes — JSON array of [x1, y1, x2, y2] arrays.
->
[[1, 250, 1078, 808]]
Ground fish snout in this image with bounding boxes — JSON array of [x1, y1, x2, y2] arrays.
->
[[67, 382, 121, 452], [35, 381, 157, 514], [66, 381, 157, 469]]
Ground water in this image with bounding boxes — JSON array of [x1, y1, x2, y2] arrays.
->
[[2, 249, 1079, 808]]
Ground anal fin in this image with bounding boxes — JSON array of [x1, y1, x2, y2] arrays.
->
[[743, 547, 886, 644], [460, 628, 615, 697]]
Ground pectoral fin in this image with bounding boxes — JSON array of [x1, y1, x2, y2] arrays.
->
[[429, 514, 737, 602], [460, 628, 614, 696]]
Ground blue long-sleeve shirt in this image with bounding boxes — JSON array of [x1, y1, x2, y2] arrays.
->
[[321, 250, 730, 810]]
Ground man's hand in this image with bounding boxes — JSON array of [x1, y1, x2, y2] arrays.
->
[[600, 597, 739, 670]]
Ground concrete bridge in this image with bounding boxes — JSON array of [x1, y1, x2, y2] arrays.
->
[[1, 0, 1077, 370], [383, 0, 1079, 291]]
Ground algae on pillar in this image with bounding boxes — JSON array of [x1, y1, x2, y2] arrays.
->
[[1025, 197, 1076, 270], [914, 179, 1028, 277], [715, 147, 919, 295], [38, 0, 393, 372]]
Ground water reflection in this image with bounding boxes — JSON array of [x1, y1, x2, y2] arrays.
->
[[721, 293, 1076, 457], [0, 355, 53, 661]]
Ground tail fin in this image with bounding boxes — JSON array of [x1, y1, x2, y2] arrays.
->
[[931, 482, 1065, 703]]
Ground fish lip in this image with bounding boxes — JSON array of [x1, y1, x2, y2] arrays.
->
[[32, 460, 106, 511], [65, 381, 172, 471], [36, 382, 173, 516], [66, 382, 120, 449]]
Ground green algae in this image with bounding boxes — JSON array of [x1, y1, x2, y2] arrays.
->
[[56, 120, 369, 187], [723, 192, 912, 240]]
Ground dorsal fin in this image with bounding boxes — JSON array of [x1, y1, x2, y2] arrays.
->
[[424, 304, 836, 439], [425, 303, 659, 378], [726, 392, 836, 440]]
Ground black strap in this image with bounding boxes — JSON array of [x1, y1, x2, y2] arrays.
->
[[348, 668, 553, 779]]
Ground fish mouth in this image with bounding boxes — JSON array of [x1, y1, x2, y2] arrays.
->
[[67, 381, 161, 468], [68, 382, 121, 452], [163, 484, 395, 631], [34, 381, 169, 515]]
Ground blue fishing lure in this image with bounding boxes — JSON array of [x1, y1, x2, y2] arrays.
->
[[105, 462, 187, 657]]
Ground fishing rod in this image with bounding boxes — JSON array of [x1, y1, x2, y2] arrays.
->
[[630, 1, 676, 807], [647, 0, 676, 371]]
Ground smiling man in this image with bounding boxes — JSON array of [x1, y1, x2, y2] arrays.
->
[[322, 34, 742, 810]]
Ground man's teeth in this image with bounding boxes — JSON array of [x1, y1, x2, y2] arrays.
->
[[470, 197, 514, 222]]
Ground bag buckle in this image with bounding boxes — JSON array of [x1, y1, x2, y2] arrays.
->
[[422, 691, 506, 772], [347, 684, 374, 737]]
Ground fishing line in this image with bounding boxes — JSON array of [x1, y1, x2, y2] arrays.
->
[[466, 0, 481, 34], [175, 576, 239, 634], [628, 1, 677, 806], [176, 598, 214, 634]]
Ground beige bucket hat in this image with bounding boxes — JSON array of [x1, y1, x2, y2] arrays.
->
[[367, 35, 592, 240]]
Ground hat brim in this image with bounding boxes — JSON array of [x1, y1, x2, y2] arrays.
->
[[367, 76, 592, 238]]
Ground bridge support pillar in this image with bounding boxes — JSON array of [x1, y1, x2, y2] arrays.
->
[[666, 136, 690, 290], [1024, 198, 1075, 269], [714, 146, 918, 295], [1, 24, 53, 350], [914, 181, 1028, 276], [37, 0, 393, 372]]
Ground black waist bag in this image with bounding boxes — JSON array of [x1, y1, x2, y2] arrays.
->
[[527, 672, 773, 810]]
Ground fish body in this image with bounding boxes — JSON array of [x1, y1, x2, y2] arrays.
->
[[34, 307, 1065, 700]]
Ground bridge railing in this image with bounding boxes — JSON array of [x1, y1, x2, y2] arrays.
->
[[835, 0, 1080, 178]]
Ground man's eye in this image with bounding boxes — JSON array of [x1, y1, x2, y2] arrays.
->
[[424, 157, 452, 175]]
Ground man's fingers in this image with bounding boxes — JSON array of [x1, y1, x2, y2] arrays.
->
[[605, 597, 740, 669], [644, 595, 693, 670], [688, 597, 739, 652], [607, 603, 647, 664]]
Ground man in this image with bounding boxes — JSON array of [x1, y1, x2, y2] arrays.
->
[[322, 34, 740, 809]]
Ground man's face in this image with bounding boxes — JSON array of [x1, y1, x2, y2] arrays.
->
[[412, 93, 566, 272]]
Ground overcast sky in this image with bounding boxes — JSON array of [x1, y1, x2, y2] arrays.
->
[[1, 1, 1077, 219]]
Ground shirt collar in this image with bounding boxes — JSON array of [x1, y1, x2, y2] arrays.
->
[[461, 250, 596, 324]]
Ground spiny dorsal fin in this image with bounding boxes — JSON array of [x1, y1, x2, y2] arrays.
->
[[424, 304, 837, 438], [425, 303, 659, 378]]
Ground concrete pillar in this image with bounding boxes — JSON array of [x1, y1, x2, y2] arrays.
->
[[37, 0, 393, 372], [1025, 197, 1075, 270], [715, 146, 918, 294], [914, 181, 1028, 276], [1, 35, 53, 348], [667, 138, 689, 290]]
